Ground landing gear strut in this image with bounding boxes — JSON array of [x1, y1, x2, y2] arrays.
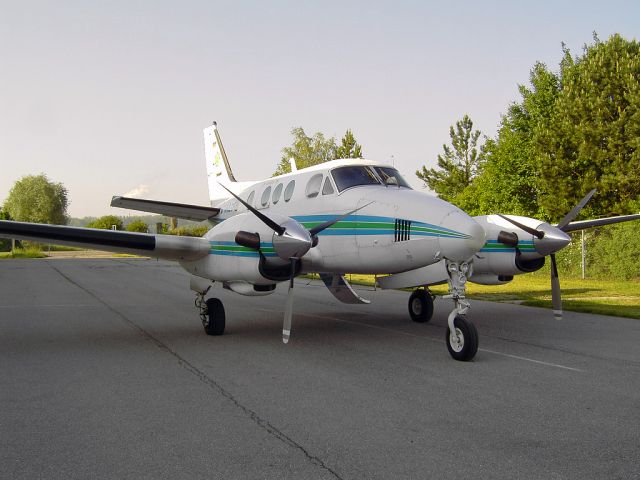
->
[[444, 261, 478, 361], [195, 289, 226, 336]]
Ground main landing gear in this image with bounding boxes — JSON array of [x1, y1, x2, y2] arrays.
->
[[408, 289, 434, 323], [195, 289, 226, 336]]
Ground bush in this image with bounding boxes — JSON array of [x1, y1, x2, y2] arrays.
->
[[86, 215, 123, 230], [166, 225, 209, 237], [125, 220, 149, 233]]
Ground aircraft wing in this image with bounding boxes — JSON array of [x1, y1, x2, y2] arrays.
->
[[562, 213, 640, 232], [0, 220, 210, 261], [110, 196, 220, 222]]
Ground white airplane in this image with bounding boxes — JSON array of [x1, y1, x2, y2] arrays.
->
[[1, 123, 638, 361]]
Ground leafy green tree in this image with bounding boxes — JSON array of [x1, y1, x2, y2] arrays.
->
[[125, 220, 149, 233], [456, 64, 560, 217], [536, 34, 640, 218], [335, 129, 363, 159], [86, 215, 123, 230], [416, 115, 485, 203], [3, 174, 68, 224], [273, 128, 337, 175], [273, 127, 365, 175]]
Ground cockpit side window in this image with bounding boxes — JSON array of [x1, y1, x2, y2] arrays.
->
[[322, 176, 335, 195], [373, 167, 412, 189], [305, 174, 323, 198], [330, 166, 381, 192]]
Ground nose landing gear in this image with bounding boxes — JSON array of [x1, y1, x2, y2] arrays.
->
[[443, 261, 478, 361]]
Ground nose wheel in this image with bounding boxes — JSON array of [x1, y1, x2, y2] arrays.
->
[[445, 315, 478, 361]]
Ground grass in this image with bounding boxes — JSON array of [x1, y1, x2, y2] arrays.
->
[[0, 247, 47, 259], [325, 272, 640, 320]]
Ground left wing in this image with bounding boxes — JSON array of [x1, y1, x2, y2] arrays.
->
[[0, 220, 210, 261], [110, 196, 220, 222]]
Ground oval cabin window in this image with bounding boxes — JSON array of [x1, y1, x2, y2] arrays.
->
[[284, 180, 295, 202], [272, 183, 283, 204], [261, 186, 272, 207]]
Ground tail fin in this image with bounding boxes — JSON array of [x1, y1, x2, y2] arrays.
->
[[204, 123, 237, 205]]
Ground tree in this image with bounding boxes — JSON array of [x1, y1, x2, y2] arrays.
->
[[335, 129, 363, 159], [273, 127, 364, 175], [456, 63, 560, 217], [536, 34, 640, 218], [86, 215, 123, 230], [416, 115, 485, 203], [3, 174, 68, 225], [125, 220, 149, 233]]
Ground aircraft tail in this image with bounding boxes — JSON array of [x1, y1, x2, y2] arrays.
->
[[204, 123, 238, 206]]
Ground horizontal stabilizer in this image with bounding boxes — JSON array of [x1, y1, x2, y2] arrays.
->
[[111, 196, 220, 222], [562, 213, 640, 232], [0, 220, 210, 261]]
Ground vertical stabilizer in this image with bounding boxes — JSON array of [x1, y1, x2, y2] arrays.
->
[[204, 122, 237, 205]]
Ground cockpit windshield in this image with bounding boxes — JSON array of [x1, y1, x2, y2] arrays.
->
[[331, 166, 381, 192], [373, 167, 412, 189]]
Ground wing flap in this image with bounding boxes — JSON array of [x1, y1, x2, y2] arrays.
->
[[110, 196, 220, 222], [0, 221, 210, 261]]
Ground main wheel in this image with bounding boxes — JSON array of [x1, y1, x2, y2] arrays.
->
[[445, 315, 478, 361], [203, 298, 226, 336], [408, 289, 434, 323]]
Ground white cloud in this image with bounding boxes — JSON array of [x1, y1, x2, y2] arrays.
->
[[122, 184, 150, 198]]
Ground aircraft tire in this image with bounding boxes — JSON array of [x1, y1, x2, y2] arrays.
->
[[446, 316, 478, 361], [204, 298, 226, 336], [408, 289, 434, 323]]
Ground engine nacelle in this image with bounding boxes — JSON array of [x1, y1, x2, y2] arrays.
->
[[224, 281, 276, 296], [469, 274, 514, 285], [472, 215, 546, 278], [180, 212, 290, 285]]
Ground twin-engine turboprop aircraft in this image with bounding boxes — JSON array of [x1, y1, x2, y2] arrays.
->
[[1, 123, 638, 361]]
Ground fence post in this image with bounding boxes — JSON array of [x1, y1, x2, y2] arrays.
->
[[581, 230, 586, 279]]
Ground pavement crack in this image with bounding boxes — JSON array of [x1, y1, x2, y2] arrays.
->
[[48, 263, 344, 480]]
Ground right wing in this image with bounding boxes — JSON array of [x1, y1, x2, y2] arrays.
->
[[0, 220, 210, 261], [110, 196, 220, 222], [562, 213, 640, 232]]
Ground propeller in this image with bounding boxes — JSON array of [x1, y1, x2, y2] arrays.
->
[[498, 189, 597, 319], [220, 183, 372, 341]]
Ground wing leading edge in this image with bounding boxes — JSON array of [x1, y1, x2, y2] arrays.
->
[[0, 220, 210, 261], [110, 196, 220, 222]]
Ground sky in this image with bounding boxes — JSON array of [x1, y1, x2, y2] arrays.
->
[[1, 0, 639, 218]]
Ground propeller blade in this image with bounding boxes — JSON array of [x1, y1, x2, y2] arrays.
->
[[282, 258, 297, 344], [498, 214, 545, 239], [309, 201, 374, 237], [556, 189, 597, 230], [550, 253, 562, 319], [219, 184, 285, 235]]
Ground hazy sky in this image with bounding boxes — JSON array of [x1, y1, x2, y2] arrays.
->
[[1, 1, 639, 217]]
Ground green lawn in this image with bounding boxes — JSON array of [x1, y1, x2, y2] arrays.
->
[[340, 273, 640, 320]]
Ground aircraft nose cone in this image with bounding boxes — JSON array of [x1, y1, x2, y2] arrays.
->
[[438, 209, 486, 261], [534, 223, 571, 256]]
